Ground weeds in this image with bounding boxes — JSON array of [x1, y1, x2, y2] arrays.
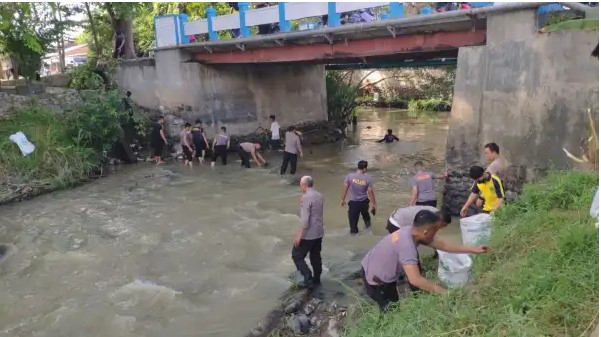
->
[[0, 90, 143, 204], [344, 171, 598, 337], [408, 98, 451, 111]]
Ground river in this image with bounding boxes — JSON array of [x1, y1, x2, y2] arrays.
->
[[0, 108, 455, 337]]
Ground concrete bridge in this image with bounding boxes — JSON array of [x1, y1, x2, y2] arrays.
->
[[117, 3, 599, 213]]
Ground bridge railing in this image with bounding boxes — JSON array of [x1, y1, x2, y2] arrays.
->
[[157, 2, 575, 49]]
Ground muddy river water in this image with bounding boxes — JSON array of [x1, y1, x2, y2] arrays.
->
[[0, 108, 459, 337]]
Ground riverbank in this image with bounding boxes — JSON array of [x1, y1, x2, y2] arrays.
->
[[343, 171, 599, 336]]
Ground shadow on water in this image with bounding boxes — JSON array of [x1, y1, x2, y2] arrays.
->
[[0, 108, 456, 337]]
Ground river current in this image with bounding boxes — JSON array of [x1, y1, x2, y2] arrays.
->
[[0, 108, 456, 337]]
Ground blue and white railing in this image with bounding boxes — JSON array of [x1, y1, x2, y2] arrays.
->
[[154, 2, 569, 49]]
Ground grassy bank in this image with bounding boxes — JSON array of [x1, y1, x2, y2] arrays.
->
[[344, 171, 599, 337], [0, 91, 142, 204]]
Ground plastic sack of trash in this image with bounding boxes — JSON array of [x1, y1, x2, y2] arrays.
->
[[437, 250, 472, 288], [591, 188, 599, 228], [460, 213, 492, 246], [9, 131, 35, 156]]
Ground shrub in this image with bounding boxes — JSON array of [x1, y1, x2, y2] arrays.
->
[[69, 63, 104, 90]]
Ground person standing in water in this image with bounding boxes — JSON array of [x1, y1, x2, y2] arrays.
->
[[376, 129, 400, 143], [180, 123, 194, 168], [212, 126, 230, 167], [238, 142, 267, 168], [281, 126, 303, 176], [192, 120, 209, 164], [409, 161, 448, 207], [361, 210, 490, 313], [150, 116, 167, 165], [341, 160, 377, 235], [268, 115, 281, 151], [292, 175, 324, 289]]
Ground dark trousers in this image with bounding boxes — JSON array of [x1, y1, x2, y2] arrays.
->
[[291, 238, 322, 282], [348, 199, 371, 234], [270, 139, 280, 150], [212, 145, 227, 165], [363, 269, 399, 313], [416, 200, 437, 207], [280, 151, 298, 175], [182, 145, 193, 161], [238, 146, 251, 168]]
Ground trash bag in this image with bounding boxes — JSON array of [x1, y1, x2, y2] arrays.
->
[[460, 213, 492, 246], [9, 131, 35, 156], [437, 250, 472, 288], [591, 188, 599, 228]]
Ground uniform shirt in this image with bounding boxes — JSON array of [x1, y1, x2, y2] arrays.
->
[[388, 205, 438, 229], [486, 157, 509, 183], [215, 133, 229, 146], [284, 131, 301, 154], [270, 121, 280, 140], [180, 130, 192, 148], [344, 172, 372, 201], [410, 172, 436, 202], [471, 174, 505, 212], [300, 188, 324, 240], [361, 227, 419, 285]]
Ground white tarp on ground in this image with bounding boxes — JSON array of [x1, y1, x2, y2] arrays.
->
[[9, 131, 35, 156]]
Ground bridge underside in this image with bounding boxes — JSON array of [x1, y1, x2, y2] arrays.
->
[[192, 30, 485, 64]]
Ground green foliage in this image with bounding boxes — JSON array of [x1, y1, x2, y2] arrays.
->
[[0, 105, 97, 194], [326, 71, 360, 129], [344, 171, 599, 337], [541, 18, 599, 32], [408, 98, 451, 111], [69, 63, 104, 90], [64, 90, 129, 153]]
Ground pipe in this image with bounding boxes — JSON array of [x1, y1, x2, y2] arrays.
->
[[161, 2, 549, 51]]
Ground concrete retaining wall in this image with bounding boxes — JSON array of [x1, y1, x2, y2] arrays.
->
[[116, 50, 328, 136], [444, 9, 599, 214]]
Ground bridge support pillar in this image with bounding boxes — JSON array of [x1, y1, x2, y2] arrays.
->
[[444, 8, 599, 214]]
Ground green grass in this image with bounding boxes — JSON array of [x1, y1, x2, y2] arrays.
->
[[408, 98, 451, 111], [344, 171, 599, 337], [0, 105, 98, 203]]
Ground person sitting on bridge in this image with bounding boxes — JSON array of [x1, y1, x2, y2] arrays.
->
[[238, 142, 267, 168], [376, 129, 400, 143], [361, 210, 490, 313], [460, 166, 505, 217]]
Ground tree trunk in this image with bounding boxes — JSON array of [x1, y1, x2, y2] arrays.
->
[[57, 4, 66, 73], [84, 2, 101, 66], [105, 3, 135, 60]]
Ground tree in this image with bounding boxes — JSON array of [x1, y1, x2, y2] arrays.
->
[[0, 3, 49, 79]]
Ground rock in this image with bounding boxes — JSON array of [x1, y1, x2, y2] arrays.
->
[[325, 318, 341, 337], [288, 314, 310, 334], [284, 299, 302, 314], [302, 298, 322, 315]]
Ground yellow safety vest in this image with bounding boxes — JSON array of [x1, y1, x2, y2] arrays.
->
[[477, 174, 505, 212]]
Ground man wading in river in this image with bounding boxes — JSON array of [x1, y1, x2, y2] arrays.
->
[[362, 210, 490, 313], [151, 116, 167, 165], [341, 160, 377, 235], [292, 176, 324, 289], [280, 126, 303, 176], [211, 127, 230, 167], [238, 142, 267, 168]]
